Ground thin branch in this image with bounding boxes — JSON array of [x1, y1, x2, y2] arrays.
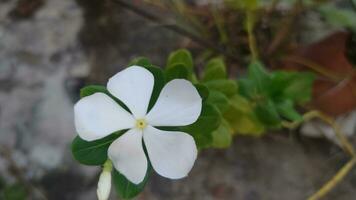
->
[[308, 158, 356, 200], [111, 0, 239, 61]]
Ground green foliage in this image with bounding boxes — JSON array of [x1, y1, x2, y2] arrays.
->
[[72, 49, 315, 199], [202, 57, 227, 81], [113, 164, 152, 199], [167, 49, 194, 70], [71, 132, 123, 165], [239, 61, 314, 128], [181, 103, 221, 149], [1, 183, 27, 200]]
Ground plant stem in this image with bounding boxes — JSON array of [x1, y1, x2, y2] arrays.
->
[[283, 110, 356, 199], [246, 11, 258, 61], [307, 158, 356, 200], [111, 0, 239, 61]]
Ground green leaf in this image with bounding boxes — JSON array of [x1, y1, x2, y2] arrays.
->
[[194, 84, 210, 102], [207, 90, 229, 113], [128, 57, 152, 68], [80, 85, 108, 98], [113, 164, 152, 199], [3, 183, 27, 200], [143, 66, 165, 112], [247, 61, 271, 94], [269, 71, 314, 104], [204, 80, 238, 97], [80, 85, 130, 112], [167, 49, 193, 70], [282, 72, 314, 104], [255, 100, 281, 128], [238, 78, 256, 99], [202, 57, 227, 82], [181, 104, 221, 149], [223, 95, 264, 135], [275, 100, 302, 122], [164, 63, 190, 81], [71, 132, 123, 165], [212, 119, 232, 148]]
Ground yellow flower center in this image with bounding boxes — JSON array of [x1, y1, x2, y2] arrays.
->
[[136, 119, 147, 130]]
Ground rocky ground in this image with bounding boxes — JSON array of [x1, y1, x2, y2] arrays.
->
[[0, 0, 355, 199]]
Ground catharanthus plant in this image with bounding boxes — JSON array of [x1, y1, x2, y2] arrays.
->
[[74, 66, 201, 192]]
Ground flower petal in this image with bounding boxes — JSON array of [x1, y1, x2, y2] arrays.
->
[[143, 126, 197, 179], [107, 66, 154, 118], [146, 79, 202, 126], [74, 93, 135, 141], [108, 129, 147, 184]]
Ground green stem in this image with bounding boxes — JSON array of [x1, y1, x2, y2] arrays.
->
[[283, 110, 356, 200], [246, 11, 258, 61], [308, 158, 356, 200]]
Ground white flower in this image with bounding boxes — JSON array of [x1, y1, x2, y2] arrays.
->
[[74, 66, 201, 184], [97, 171, 111, 200]]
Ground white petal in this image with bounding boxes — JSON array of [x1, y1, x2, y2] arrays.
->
[[143, 126, 197, 179], [97, 170, 111, 200], [146, 79, 202, 126], [74, 93, 135, 141], [107, 66, 154, 118], [108, 129, 147, 184]]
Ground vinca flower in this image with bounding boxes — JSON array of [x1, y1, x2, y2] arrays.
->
[[74, 66, 201, 184]]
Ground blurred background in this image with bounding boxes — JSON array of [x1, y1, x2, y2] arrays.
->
[[0, 0, 356, 199]]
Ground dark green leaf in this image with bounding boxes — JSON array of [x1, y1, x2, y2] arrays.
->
[[202, 57, 227, 82], [255, 100, 281, 128], [181, 104, 221, 149], [247, 61, 271, 94], [113, 163, 152, 199], [3, 183, 27, 200], [143, 66, 165, 112], [80, 85, 108, 98], [194, 84, 210, 101], [269, 71, 314, 104], [80, 85, 130, 112], [71, 132, 123, 165], [276, 100, 303, 122]]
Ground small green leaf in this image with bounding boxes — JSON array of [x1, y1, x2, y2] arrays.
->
[[204, 80, 238, 97], [255, 100, 281, 128], [202, 57, 227, 82], [71, 132, 123, 165], [181, 104, 221, 149], [269, 71, 314, 104], [129, 57, 152, 67], [207, 90, 229, 113], [113, 164, 152, 199], [247, 61, 271, 94], [276, 100, 303, 122], [167, 49, 193, 70], [224, 95, 264, 135], [212, 119, 232, 148], [164, 63, 190, 81]]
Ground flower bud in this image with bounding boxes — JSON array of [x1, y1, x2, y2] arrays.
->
[[97, 161, 112, 200]]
